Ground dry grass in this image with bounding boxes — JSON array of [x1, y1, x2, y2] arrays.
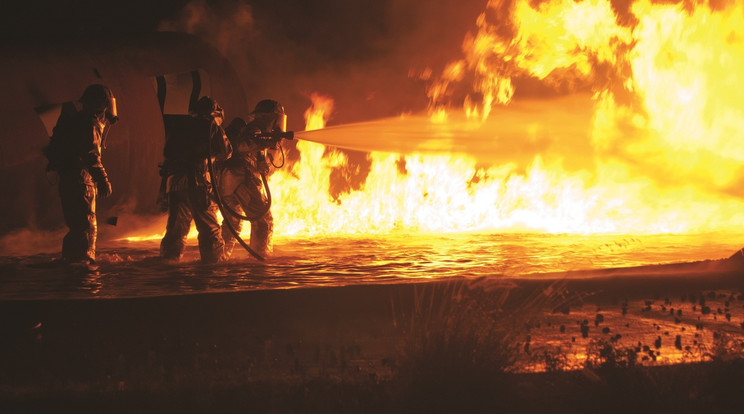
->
[[391, 279, 565, 412]]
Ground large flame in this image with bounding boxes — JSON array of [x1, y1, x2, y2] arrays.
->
[[266, 0, 744, 238], [122, 0, 744, 243]]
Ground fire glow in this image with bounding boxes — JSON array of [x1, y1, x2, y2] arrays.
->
[[267, 0, 744, 238], [119, 0, 744, 243]]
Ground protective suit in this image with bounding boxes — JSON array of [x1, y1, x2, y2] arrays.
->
[[159, 97, 233, 263], [43, 84, 117, 264], [218, 100, 286, 258]]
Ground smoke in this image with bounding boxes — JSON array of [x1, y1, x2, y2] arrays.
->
[[158, 1, 256, 62], [157, 0, 489, 127], [0, 228, 66, 256]]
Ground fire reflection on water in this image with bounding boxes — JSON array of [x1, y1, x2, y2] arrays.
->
[[1, 232, 741, 300], [521, 289, 744, 372]]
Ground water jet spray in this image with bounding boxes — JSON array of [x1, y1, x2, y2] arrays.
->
[[289, 94, 594, 166]]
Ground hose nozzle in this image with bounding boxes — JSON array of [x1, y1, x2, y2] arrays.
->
[[255, 130, 294, 140]]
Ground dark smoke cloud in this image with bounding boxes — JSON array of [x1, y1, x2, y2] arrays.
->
[[157, 0, 490, 128], [2, 0, 489, 126]]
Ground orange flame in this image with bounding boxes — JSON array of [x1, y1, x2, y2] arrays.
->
[[304, 92, 335, 131], [267, 0, 744, 239], [123, 0, 744, 243]]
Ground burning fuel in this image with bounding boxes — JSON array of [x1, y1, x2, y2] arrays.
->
[[117, 0, 744, 244], [263, 0, 744, 239]]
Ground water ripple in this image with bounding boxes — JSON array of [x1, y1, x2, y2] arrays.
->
[[0, 232, 741, 300]]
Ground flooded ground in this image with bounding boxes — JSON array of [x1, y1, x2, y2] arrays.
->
[[0, 232, 741, 300]]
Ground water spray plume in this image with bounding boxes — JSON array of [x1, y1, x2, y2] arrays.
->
[[295, 94, 593, 166]]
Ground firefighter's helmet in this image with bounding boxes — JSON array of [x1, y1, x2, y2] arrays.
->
[[79, 84, 118, 123], [193, 96, 224, 122], [252, 99, 286, 131]]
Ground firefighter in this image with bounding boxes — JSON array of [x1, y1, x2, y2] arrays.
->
[[43, 84, 118, 265], [218, 99, 286, 258], [159, 96, 233, 263]]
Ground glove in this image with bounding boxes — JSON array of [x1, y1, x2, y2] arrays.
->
[[90, 167, 112, 198], [98, 179, 112, 198], [257, 157, 270, 175]]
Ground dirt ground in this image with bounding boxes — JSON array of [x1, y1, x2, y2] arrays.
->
[[1, 255, 743, 413]]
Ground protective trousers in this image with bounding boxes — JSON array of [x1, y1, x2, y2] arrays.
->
[[219, 168, 273, 258], [160, 185, 225, 263], [59, 171, 97, 263]]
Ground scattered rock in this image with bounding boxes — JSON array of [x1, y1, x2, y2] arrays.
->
[[554, 303, 570, 315]]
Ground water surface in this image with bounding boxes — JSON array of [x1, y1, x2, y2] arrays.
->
[[0, 232, 741, 300]]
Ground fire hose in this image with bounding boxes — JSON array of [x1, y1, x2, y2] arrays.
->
[[206, 128, 294, 261]]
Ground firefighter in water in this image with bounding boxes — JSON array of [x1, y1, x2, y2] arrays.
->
[[43, 84, 118, 265], [218, 99, 287, 258], [159, 96, 233, 263]]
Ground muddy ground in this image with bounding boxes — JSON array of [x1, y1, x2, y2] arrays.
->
[[1, 256, 744, 413]]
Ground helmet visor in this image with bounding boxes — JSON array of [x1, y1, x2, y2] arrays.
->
[[106, 96, 119, 124], [277, 113, 287, 132]]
